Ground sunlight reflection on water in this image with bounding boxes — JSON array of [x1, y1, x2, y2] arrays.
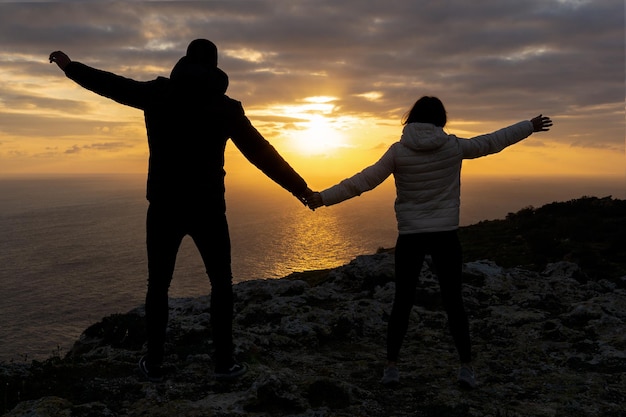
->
[[0, 174, 623, 361], [169, 182, 397, 297]]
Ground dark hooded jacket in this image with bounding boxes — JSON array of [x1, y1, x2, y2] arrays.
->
[[63, 59, 307, 209]]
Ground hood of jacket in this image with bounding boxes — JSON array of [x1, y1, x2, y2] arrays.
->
[[399, 123, 449, 152], [170, 56, 228, 95]]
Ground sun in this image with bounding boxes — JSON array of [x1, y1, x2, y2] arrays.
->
[[283, 96, 347, 155], [253, 96, 350, 155], [294, 114, 346, 155]]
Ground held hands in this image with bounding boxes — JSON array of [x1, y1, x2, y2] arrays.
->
[[296, 188, 324, 211], [296, 188, 316, 208], [49, 51, 71, 70], [305, 192, 324, 211], [531, 114, 553, 132]]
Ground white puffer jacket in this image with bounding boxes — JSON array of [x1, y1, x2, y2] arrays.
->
[[320, 120, 534, 234]]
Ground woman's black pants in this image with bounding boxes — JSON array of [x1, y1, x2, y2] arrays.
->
[[387, 230, 471, 364]]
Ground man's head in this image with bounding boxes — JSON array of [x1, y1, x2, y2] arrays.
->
[[185, 39, 218, 67], [170, 39, 228, 94]]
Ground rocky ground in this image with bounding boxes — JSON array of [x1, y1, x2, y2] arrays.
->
[[1, 250, 625, 417]]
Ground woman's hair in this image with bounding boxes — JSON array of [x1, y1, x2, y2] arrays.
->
[[402, 96, 447, 127]]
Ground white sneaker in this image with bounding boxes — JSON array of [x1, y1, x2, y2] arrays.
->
[[380, 365, 399, 386], [215, 362, 248, 381], [457, 365, 477, 389]]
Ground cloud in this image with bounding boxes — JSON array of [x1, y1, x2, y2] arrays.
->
[[60, 141, 134, 155], [0, 0, 622, 166], [83, 141, 134, 151], [64, 144, 81, 154], [0, 81, 91, 114], [0, 111, 139, 139]]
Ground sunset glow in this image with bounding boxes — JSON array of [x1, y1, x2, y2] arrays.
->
[[278, 96, 348, 155], [291, 114, 346, 155], [0, 0, 622, 191]]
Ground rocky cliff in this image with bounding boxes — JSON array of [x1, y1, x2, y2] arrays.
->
[[2, 196, 625, 417], [2, 253, 625, 417]]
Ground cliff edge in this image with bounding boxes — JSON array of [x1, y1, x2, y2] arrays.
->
[[2, 196, 625, 417]]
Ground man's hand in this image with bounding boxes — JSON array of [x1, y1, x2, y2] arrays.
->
[[49, 51, 71, 71]]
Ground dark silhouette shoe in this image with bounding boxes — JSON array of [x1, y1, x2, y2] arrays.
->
[[215, 362, 248, 381], [138, 355, 164, 382]]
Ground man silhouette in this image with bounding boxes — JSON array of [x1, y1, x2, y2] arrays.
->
[[50, 39, 313, 382]]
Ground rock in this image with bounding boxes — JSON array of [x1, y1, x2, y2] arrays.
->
[[3, 397, 71, 417], [1, 252, 625, 417]]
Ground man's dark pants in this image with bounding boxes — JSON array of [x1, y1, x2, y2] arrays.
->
[[144, 199, 234, 367]]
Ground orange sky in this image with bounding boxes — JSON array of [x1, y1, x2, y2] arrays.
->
[[4, 96, 621, 191], [0, 1, 624, 193]]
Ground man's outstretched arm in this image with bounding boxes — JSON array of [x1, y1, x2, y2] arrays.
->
[[49, 50, 152, 110], [49, 51, 71, 70]]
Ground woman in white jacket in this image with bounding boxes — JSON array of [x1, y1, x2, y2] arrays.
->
[[306, 96, 552, 389]]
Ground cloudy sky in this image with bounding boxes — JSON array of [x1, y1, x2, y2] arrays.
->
[[0, 0, 623, 189]]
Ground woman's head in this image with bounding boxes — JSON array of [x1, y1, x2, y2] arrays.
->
[[402, 96, 447, 127]]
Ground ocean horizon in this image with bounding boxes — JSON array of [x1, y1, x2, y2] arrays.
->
[[0, 173, 623, 362]]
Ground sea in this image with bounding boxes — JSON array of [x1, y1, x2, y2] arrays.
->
[[0, 174, 623, 362]]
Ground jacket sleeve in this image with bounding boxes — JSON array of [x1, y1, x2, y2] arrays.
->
[[63, 62, 155, 110], [320, 146, 395, 206], [229, 104, 308, 196], [459, 120, 533, 159]]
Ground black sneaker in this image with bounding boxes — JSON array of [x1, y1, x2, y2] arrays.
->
[[138, 355, 164, 382], [215, 362, 248, 381]]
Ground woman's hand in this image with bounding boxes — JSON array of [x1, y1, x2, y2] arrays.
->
[[531, 114, 553, 132]]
